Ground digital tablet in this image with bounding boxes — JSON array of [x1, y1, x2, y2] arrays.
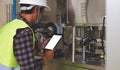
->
[[45, 35, 62, 50]]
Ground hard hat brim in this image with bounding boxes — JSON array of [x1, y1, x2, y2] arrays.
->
[[19, 2, 51, 11]]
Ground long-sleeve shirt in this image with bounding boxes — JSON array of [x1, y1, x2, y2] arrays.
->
[[13, 17, 44, 70]]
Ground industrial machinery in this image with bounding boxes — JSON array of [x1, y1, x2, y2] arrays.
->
[[43, 0, 105, 70], [0, 0, 106, 70], [33, 0, 105, 70]]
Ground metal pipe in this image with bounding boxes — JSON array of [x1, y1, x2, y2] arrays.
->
[[12, 0, 16, 19], [66, 0, 69, 24], [72, 26, 76, 63], [82, 45, 86, 64]]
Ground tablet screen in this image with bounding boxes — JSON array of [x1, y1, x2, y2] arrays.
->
[[45, 35, 62, 50]]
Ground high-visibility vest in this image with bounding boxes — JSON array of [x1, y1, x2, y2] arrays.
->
[[0, 19, 35, 68]]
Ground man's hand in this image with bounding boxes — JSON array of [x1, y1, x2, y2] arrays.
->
[[38, 38, 54, 63], [39, 38, 51, 49], [42, 50, 55, 63]]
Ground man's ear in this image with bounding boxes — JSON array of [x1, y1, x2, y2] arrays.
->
[[33, 6, 38, 13]]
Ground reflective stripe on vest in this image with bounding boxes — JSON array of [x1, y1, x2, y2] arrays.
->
[[0, 19, 35, 67]]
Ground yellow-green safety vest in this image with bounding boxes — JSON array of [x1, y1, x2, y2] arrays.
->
[[0, 19, 35, 68]]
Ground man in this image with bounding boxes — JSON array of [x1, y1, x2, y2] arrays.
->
[[55, 14, 63, 35], [0, 0, 54, 70]]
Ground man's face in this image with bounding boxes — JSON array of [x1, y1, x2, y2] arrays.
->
[[31, 6, 38, 23]]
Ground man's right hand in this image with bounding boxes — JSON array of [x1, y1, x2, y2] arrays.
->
[[42, 50, 55, 63]]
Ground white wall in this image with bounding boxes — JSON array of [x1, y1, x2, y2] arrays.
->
[[0, 0, 12, 28], [0, 0, 12, 4], [106, 0, 120, 70]]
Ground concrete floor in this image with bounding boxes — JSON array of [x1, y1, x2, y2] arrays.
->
[[43, 59, 105, 70]]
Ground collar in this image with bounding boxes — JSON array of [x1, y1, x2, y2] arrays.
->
[[18, 16, 32, 27]]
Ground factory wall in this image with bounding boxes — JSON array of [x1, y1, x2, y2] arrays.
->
[[0, 0, 12, 28]]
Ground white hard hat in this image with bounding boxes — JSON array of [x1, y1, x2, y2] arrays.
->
[[19, 0, 50, 9]]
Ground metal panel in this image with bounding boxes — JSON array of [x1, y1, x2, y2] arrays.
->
[[67, 0, 105, 26], [87, 0, 105, 24]]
